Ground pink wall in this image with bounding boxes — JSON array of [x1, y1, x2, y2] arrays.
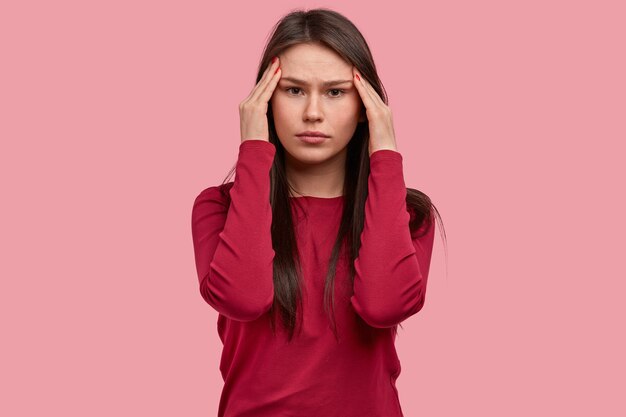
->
[[1, 1, 624, 416]]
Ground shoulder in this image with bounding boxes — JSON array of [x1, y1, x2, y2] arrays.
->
[[191, 183, 236, 242], [192, 182, 234, 211]]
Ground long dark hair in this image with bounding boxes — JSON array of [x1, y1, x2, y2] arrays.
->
[[218, 8, 447, 342]]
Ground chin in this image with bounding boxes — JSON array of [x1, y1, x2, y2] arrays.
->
[[284, 145, 336, 165]]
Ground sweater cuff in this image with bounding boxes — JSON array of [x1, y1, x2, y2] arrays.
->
[[239, 140, 276, 165], [370, 149, 402, 162], [369, 149, 403, 172]]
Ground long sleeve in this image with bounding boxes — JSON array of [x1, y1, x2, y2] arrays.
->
[[191, 140, 276, 321], [350, 149, 436, 328]]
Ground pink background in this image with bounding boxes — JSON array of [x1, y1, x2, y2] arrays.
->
[[2, 1, 624, 416]]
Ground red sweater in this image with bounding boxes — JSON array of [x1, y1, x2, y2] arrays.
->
[[191, 139, 435, 417]]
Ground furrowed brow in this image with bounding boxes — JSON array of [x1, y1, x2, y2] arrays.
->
[[280, 77, 353, 87]]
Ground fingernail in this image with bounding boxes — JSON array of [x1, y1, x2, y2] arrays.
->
[[272, 56, 277, 64]]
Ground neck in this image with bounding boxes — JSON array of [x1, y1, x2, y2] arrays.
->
[[285, 149, 346, 198]]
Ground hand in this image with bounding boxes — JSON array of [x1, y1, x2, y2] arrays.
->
[[352, 66, 398, 156], [239, 56, 282, 143]]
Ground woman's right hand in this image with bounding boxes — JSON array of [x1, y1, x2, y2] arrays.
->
[[239, 56, 281, 143]]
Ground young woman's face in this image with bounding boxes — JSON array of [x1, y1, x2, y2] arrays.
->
[[270, 43, 365, 166]]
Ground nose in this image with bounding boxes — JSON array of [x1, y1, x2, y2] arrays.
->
[[303, 94, 323, 122]]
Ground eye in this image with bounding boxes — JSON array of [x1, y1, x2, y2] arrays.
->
[[285, 87, 346, 97], [328, 89, 346, 97], [285, 87, 302, 95]]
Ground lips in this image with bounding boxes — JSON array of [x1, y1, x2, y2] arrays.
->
[[297, 135, 327, 144], [296, 131, 330, 138]]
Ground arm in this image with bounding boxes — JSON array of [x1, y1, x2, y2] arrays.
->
[[351, 149, 436, 328], [191, 140, 276, 321]]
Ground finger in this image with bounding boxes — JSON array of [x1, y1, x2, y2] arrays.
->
[[258, 65, 281, 103], [250, 57, 280, 103], [253, 62, 281, 105], [353, 67, 377, 111], [260, 57, 279, 84], [354, 68, 386, 109], [243, 57, 279, 103]]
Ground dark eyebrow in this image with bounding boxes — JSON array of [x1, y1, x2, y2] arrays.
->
[[279, 77, 353, 87]]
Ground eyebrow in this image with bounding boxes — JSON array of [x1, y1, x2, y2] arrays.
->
[[279, 77, 353, 87]]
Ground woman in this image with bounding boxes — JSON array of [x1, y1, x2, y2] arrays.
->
[[191, 7, 446, 417]]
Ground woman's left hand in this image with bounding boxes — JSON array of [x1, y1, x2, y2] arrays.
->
[[353, 66, 398, 156]]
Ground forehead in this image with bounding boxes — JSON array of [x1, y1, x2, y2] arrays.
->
[[278, 43, 352, 82]]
